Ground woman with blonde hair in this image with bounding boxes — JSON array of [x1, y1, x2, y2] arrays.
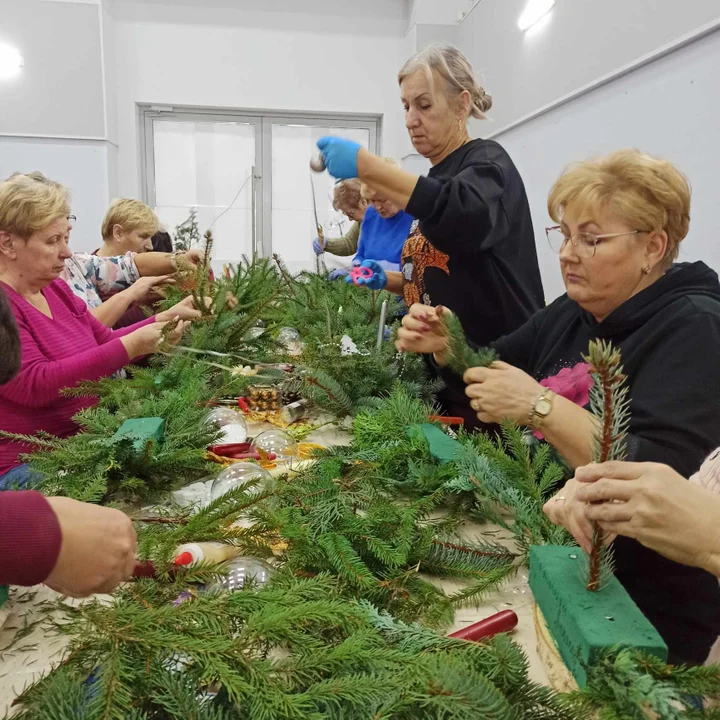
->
[[0, 176, 194, 486], [314, 43, 544, 423], [396, 148, 720, 664]]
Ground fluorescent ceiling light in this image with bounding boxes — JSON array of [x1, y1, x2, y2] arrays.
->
[[518, 0, 556, 31], [0, 42, 23, 81]]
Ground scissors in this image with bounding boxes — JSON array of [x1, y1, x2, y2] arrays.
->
[[309, 171, 328, 274]]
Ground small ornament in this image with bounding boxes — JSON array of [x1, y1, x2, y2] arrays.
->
[[210, 462, 275, 501], [206, 556, 275, 593], [244, 326, 265, 341], [246, 385, 282, 412], [276, 327, 303, 356], [280, 399, 311, 425], [206, 407, 248, 445], [310, 152, 326, 173], [253, 429, 299, 466]]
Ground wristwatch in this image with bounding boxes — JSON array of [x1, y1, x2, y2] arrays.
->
[[528, 388, 555, 429]]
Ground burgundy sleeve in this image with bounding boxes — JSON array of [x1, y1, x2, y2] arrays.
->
[[0, 316, 130, 408], [0, 491, 61, 586]]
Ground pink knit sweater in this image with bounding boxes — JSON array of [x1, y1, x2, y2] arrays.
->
[[0, 279, 154, 475]]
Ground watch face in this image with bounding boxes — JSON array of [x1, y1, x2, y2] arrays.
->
[[536, 399, 552, 416]]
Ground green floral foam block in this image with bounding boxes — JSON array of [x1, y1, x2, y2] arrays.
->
[[0, 586, 8, 608], [529, 545, 667, 687], [111, 417, 166, 453]]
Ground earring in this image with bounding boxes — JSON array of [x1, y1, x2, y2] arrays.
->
[[643, 265, 651, 275], [458, 118, 463, 132]]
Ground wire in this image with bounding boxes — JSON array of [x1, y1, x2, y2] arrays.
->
[[206, 171, 253, 232]]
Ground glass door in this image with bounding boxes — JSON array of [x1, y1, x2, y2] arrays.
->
[[268, 123, 372, 274], [146, 115, 260, 274]]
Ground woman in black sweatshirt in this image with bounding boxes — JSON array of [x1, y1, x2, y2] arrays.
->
[[397, 149, 720, 665], [315, 43, 544, 424]]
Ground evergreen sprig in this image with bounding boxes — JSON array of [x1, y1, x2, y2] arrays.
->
[[584, 339, 630, 591], [443, 312, 499, 376]]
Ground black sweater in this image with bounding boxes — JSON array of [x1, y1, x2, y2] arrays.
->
[[491, 261, 720, 663], [404, 138, 545, 347]]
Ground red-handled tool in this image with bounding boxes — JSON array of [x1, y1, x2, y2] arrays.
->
[[132, 560, 157, 579], [428, 415, 465, 426], [447, 609, 518, 642]]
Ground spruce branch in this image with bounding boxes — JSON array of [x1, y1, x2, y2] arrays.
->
[[442, 311, 499, 375], [583, 339, 629, 592]]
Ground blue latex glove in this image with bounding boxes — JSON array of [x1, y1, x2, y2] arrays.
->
[[345, 259, 387, 291], [329, 267, 351, 281], [312, 237, 324, 256], [317, 136, 361, 179]]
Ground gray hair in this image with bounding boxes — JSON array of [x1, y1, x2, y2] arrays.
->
[[398, 43, 492, 120]]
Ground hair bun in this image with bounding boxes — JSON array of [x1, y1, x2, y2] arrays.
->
[[475, 87, 493, 115]]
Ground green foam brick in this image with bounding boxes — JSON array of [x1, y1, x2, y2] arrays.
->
[[0, 586, 8, 608], [111, 417, 166, 453], [529, 545, 667, 686], [408, 423, 464, 464]]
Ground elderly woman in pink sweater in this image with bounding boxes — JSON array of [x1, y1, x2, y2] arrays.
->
[[0, 175, 197, 487]]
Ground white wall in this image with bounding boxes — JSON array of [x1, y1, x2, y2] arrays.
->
[[485, 28, 720, 300], [457, 0, 720, 131], [0, 0, 116, 252], [112, 0, 414, 197], [0, 137, 111, 252], [0, 0, 105, 137]]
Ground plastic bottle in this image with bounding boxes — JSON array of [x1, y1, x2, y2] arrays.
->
[[173, 542, 240, 568]]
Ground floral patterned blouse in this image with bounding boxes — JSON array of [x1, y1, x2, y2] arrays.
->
[[61, 252, 140, 309]]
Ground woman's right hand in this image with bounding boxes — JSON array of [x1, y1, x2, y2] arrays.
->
[[45, 497, 137, 598], [395, 304, 449, 360], [121, 319, 190, 358], [575, 462, 720, 574]]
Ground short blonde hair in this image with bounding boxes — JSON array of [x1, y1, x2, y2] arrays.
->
[[0, 175, 70, 239], [399, 43, 492, 120], [548, 149, 691, 264], [101, 198, 160, 240], [361, 158, 402, 200]]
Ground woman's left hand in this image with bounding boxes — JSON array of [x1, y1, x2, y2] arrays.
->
[[463, 362, 543, 425], [183, 249, 204, 267], [543, 479, 597, 553], [156, 295, 209, 322]]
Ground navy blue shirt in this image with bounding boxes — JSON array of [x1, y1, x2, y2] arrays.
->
[[354, 206, 413, 270]]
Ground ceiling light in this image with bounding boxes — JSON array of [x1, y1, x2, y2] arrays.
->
[[518, 0, 556, 31], [0, 42, 23, 81]]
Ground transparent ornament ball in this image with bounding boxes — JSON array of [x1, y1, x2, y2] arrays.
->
[[276, 327, 301, 349], [245, 326, 265, 341], [206, 407, 248, 444], [207, 556, 275, 593], [210, 462, 274, 500], [253, 429, 299, 465]]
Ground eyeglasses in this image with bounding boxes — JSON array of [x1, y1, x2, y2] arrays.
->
[[545, 226, 648, 258], [68, 215, 77, 228]]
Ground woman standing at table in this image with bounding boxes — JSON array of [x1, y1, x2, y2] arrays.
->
[[316, 43, 544, 424]]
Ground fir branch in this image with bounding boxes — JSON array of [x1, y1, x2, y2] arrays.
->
[[442, 311, 499, 375], [584, 339, 629, 591]]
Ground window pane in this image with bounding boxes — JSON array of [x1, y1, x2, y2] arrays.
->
[[271, 124, 370, 274], [152, 120, 257, 273]]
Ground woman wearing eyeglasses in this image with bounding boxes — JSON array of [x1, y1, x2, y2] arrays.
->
[[396, 149, 720, 665], [0, 176, 195, 487]]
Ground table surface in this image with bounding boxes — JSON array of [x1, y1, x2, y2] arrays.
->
[[0, 419, 549, 715]]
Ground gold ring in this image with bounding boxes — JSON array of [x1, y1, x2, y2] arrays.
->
[[555, 496, 566, 502]]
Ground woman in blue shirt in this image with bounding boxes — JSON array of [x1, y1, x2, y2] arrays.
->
[[329, 159, 413, 279]]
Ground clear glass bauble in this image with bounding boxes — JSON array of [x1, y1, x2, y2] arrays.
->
[[206, 407, 248, 444], [210, 462, 275, 501], [276, 327, 302, 355], [206, 556, 275, 593], [253, 429, 299, 465]]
